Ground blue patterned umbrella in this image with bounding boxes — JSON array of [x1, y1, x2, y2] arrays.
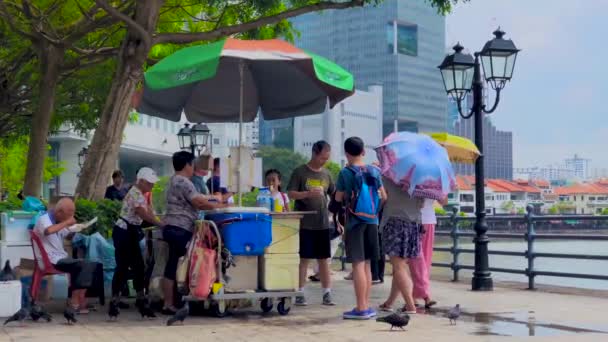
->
[[375, 132, 456, 200]]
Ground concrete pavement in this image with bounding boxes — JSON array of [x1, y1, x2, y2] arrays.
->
[[2, 272, 608, 342]]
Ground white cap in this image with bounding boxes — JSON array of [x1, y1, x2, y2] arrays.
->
[[137, 167, 159, 184]]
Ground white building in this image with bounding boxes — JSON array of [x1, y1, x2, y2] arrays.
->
[[208, 119, 259, 159], [48, 114, 184, 197], [294, 85, 383, 166]]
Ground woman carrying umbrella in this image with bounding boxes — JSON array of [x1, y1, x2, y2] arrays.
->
[[375, 132, 456, 313]]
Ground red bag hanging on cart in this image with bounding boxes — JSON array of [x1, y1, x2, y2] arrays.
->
[[188, 223, 218, 299]]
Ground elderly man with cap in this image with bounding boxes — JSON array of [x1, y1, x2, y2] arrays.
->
[[34, 197, 100, 314], [110, 167, 162, 316]]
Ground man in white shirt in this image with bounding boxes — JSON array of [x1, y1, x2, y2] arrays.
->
[[34, 197, 98, 313]]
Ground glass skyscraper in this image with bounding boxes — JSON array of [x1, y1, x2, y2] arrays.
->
[[290, 0, 447, 137]]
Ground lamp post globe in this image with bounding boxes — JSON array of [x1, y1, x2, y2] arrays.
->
[[438, 43, 475, 102], [480, 28, 520, 90], [177, 123, 192, 152], [191, 123, 211, 153]]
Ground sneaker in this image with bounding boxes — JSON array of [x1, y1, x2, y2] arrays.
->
[[343, 308, 373, 320], [366, 308, 378, 318], [322, 292, 336, 306], [295, 296, 308, 306]]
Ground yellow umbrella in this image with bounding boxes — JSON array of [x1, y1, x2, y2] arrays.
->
[[425, 132, 480, 164]]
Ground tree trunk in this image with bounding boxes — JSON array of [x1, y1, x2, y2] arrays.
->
[[22, 43, 63, 197], [75, 1, 162, 200]]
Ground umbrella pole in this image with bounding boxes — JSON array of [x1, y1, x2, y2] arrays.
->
[[237, 60, 244, 207]]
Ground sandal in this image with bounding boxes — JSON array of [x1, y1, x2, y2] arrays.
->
[[379, 303, 394, 312], [424, 299, 437, 309], [398, 306, 417, 315]]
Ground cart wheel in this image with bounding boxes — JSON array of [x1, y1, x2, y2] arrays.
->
[[261, 298, 273, 313], [212, 301, 227, 318], [277, 298, 291, 316]]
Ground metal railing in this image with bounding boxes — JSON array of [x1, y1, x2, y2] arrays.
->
[[434, 206, 608, 289]]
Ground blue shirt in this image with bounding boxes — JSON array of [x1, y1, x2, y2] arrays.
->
[[336, 165, 383, 229]]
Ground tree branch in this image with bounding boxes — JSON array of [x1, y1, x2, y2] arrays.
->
[[65, 1, 130, 43], [0, 0, 38, 40], [94, 0, 150, 48], [154, 0, 365, 45]]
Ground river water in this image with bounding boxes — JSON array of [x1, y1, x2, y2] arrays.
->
[[433, 239, 608, 290]]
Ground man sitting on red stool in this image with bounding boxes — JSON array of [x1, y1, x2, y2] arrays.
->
[[34, 197, 99, 314]]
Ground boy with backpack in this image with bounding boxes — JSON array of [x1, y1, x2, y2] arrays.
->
[[335, 137, 387, 320]]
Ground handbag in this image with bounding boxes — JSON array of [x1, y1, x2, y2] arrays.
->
[[188, 223, 218, 299]]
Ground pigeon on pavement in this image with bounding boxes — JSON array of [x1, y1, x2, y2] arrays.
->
[[0, 260, 17, 281], [108, 299, 120, 321], [376, 313, 410, 331], [30, 303, 52, 322], [64, 306, 78, 325], [167, 303, 189, 326], [4, 308, 29, 326], [446, 304, 461, 325]]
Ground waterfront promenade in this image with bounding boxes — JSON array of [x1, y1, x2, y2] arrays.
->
[[2, 271, 607, 342]]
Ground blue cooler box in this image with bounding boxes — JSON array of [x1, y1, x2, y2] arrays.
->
[[205, 208, 272, 256]]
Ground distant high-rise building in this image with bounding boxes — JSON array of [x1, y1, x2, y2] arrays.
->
[[453, 117, 513, 180], [294, 86, 383, 166], [291, 0, 447, 138], [259, 118, 294, 150], [564, 154, 591, 180]]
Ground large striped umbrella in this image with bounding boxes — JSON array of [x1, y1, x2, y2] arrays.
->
[[137, 38, 355, 123]]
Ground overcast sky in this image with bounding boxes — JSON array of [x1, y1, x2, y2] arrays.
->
[[446, 0, 608, 170]]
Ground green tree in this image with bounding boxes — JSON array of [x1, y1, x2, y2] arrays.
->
[[548, 206, 559, 215], [501, 201, 515, 212], [325, 161, 341, 182], [0, 137, 65, 196], [602, 208, 608, 215], [435, 207, 447, 215], [75, 0, 464, 200], [517, 207, 525, 215], [0, 1, 124, 197], [257, 146, 308, 186]]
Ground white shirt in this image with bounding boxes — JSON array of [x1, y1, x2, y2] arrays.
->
[[272, 192, 290, 210], [420, 199, 437, 225], [34, 212, 69, 264]]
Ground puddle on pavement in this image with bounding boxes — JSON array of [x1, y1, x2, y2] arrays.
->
[[425, 307, 608, 337]]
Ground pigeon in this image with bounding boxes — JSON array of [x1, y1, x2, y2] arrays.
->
[[376, 313, 410, 331], [0, 260, 16, 281], [166, 303, 189, 326], [30, 303, 52, 322], [63, 306, 78, 325], [4, 308, 29, 326], [446, 304, 461, 325], [136, 297, 157, 319], [108, 299, 120, 321]]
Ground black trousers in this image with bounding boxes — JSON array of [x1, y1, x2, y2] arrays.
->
[[371, 232, 385, 281], [112, 224, 145, 296]]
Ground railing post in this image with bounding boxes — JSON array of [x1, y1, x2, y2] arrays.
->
[[525, 205, 536, 290], [450, 207, 460, 282]]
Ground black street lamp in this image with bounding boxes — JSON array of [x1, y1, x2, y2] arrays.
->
[[77, 147, 88, 169], [177, 122, 212, 156], [438, 28, 520, 291]]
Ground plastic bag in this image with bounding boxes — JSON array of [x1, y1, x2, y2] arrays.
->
[[23, 196, 46, 212], [175, 240, 193, 294], [188, 224, 217, 299]]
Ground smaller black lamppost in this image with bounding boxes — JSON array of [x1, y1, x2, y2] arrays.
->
[[77, 146, 88, 177], [438, 28, 520, 291], [177, 123, 212, 156], [77, 147, 88, 169]]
